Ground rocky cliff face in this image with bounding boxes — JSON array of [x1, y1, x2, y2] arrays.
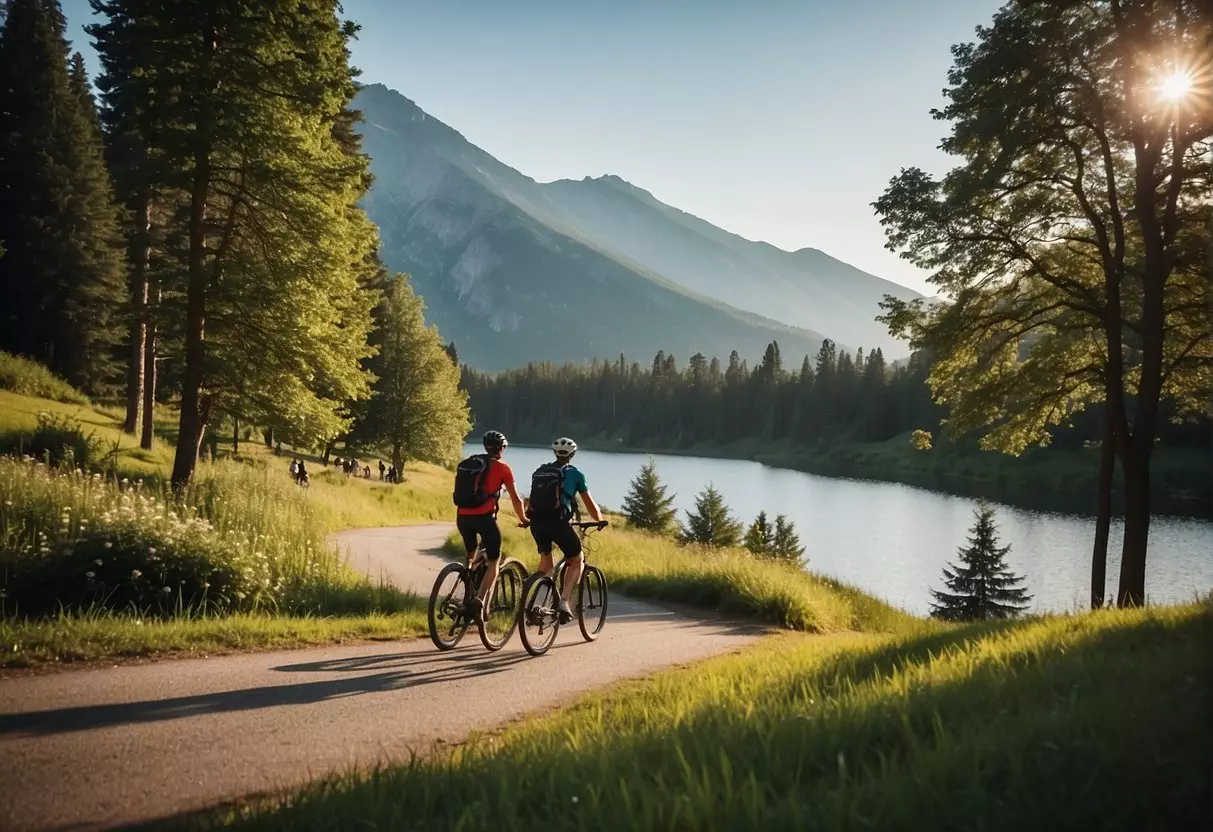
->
[[354, 84, 909, 371]]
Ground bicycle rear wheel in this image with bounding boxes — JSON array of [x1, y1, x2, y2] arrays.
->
[[518, 574, 560, 656], [479, 559, 526, 651], [427, 562, 471, 650], [577, 565, 608, 641]]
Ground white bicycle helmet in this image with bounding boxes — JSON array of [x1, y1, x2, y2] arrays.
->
[[551, 437, 578, 457]]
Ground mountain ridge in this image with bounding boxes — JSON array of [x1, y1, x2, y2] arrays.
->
[[354, 83, 913, 370]]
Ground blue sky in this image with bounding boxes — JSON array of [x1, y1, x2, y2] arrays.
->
[[60, 0, 1005, 294]]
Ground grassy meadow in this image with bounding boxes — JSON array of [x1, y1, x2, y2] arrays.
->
[[0, 364, 456, 667], [191, 602, 1210, 831], [448, 523, 917, 635]]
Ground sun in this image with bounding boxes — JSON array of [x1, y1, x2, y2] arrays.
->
[[1157, 71, 1194, 102]]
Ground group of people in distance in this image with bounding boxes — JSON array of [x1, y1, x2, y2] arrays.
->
[[334, 456, 375, 479], [287, 458, 309, 487], [453, 431, 606, 625]]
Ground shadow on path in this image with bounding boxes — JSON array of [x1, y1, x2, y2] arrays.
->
[[1, 650, 528, 738]]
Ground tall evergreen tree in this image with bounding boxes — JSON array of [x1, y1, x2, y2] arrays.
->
[[771, 514, 805, 561], [930, 503, 1032, 621], [91, 0, 382, 486], [743, 511, 773, 555], [0, 0, 125, 392], [348, 275, 470, 472], [621, 458, 678, 532], [88, 0, 163, 439], [679, 484, 743, 547]]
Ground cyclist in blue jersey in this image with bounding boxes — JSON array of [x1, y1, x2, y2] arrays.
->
[[527, 437, 605, 623]]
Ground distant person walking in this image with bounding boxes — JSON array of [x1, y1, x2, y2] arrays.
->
[[378, 460, 386, 481], [289, 459, 299, 478]]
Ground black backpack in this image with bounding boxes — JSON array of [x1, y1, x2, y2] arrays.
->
[[452, 454, 494, 508], [529, 462, 569, 520]]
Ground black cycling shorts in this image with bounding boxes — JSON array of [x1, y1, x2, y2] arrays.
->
[[529, 516, 582, 560], [457, 513, 502, 560]]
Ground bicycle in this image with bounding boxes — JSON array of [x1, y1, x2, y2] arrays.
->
[[427, 547, 530, 652], [517, 521, 609, 656]]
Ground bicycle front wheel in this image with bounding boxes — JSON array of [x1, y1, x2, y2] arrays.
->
[[479, 559, 525, 652], [577, 565, 608, 641], [518, 574, 560, 656], [428, 562, 471, 651]]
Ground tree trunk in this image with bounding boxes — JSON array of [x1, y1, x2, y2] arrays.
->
[[170, 26, 215, 490], [391, 443, 403, 482], [1090, 416, 1115, 609], [122, 198, 149, 434], [263, 427, 274, 448], [1116, 444, 1152, 607], [232, 416, 239, 456], [322, 441, 333, 464], [139, 275, 158, 451]]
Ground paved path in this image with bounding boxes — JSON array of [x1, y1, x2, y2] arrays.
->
[[0, 525, 761, 831]]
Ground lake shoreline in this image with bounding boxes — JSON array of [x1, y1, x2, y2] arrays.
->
[[493, 436, 1210, 520]]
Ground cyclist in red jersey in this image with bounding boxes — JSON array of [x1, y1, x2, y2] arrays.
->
[[457, 430, 527, 619]]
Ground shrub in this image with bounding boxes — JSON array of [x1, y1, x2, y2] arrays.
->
[[0, 351, 89, 404], [0, 458, 387, 618], [25, 412, 100, 469]]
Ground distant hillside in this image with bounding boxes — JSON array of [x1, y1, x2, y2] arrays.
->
[[539, 175, 921, 354], [355, 84, 913, 370]]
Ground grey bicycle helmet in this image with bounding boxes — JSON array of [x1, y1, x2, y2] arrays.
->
[[482, 430, 508, 451]]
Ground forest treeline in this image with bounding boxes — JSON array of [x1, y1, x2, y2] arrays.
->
[[461, 340, 1210, 453]]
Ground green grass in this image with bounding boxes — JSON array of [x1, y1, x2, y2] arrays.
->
[[447, 523, 917, 635], [0, 351, 90, 405], [0, 606, 427, 668], [190, 602, 1210, 831], [0, 388, 177, 477], [0, 386, 462, 666]]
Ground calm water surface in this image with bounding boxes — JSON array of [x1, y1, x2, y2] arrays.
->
[[467, 443, 1213, 616]]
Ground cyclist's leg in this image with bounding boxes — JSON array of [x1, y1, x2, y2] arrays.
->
[[456, 515, 480, 561], [552, 521, 584, 606], [531, 521, 555, 575], [474, 516, 502, 603]]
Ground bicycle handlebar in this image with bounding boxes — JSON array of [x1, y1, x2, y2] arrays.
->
[[573, 520, 609, 530]]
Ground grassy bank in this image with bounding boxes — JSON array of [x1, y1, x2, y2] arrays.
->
[[192, 601, 1211, 831], [0, 608, 427, 667], [448, 523, 916, 635], [0, 382, 457, 668]]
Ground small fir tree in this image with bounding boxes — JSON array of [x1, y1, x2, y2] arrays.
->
[[771, 515, 805, 561], [621, 459, 677, 532], [743, 511, 773, 555], [679, 484, 742, 547], [930, 503, 1032, 621]]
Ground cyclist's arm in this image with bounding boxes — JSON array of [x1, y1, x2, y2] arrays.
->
[[579, 490, 603, 523], [504, 479, 527, 523]]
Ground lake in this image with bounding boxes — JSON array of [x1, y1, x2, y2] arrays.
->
[[465, 443, 1213, 616]]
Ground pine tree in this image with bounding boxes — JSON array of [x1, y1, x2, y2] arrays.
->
[[930, 503, 1032, 621], [621, 458, 678, 532], [348, 275, 471, 472], [679, 484, 742, 547], [0, 0, 125, 392], [88, 0, 163, 439], [771, 514, 805, 561], [91, 0, 383, 486], [743, 511, 773, 555]]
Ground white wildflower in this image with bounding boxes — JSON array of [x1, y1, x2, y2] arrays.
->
[[85, 571, 95, 579], [162, 586, 172, 593], [94, 558, 103, 566], [131, 569, 142, 580], [103, 541, 113, 549]]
